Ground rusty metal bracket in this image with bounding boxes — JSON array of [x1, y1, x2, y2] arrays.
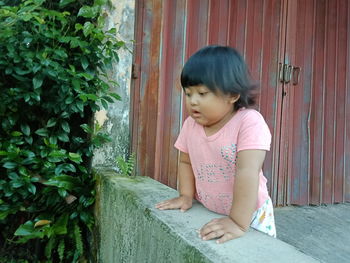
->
[[279, 63, 300, 85], [284, 64, 293, 84], [292, 66, 301, 85]]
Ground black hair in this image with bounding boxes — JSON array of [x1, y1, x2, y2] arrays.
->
[[180, 45, 257, 110]]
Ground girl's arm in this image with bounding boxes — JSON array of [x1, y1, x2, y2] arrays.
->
[[229, 149, 265, 230], [199, 149, 266, 243], [155, 151, 195, 211]]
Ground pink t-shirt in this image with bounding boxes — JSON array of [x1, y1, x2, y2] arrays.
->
[[174, 108, 271, 215]]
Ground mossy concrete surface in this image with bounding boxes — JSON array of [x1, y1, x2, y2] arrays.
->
[[94, 169, 319, 263]]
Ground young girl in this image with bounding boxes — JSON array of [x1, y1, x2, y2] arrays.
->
[[155, 45, 276, 244]]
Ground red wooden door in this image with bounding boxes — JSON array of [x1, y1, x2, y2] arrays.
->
[[278, 0, 350, 205]]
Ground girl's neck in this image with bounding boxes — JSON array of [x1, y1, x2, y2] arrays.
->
[[203, 109, 237, 137]]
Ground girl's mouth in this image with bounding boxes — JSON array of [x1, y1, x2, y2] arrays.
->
[[192, 110, 201, 117]]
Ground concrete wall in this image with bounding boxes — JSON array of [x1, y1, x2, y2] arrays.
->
[[92, 0, 135, 167], [94, 169, 319, 263]]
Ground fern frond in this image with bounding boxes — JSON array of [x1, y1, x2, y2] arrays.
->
[[74, 223, 84, 256], [57, 238, 65, 262], [116, 153, 136, 176], [45, 236, 57, 259], [116, 156, 128, 176], [127, 153, 136, 176]]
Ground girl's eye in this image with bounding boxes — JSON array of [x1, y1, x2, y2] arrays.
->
[[199, 92, 208, 96], [185, 93, 191, 97]]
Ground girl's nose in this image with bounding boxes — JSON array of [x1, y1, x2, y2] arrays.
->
[[190, 94, 199, 105]]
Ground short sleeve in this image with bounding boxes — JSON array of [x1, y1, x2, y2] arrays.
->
[[237, 110, 271, 152], [174, 117, 191, 153]]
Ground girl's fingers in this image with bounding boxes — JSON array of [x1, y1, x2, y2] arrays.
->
[[199, 218, 220, 231], [201, 229, 225, 241], [155, 200, 181, 210], [216, 232, 234, 244], [200, 223, 222, 237]]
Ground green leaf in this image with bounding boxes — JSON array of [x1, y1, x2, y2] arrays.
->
[[68, 152, 82, 163], [53, 214, 68, 235], [33, 75, 44, 89], [80, 124, 93, 134], [94, 0, 108, 5], [75, 23, 83, 31], [65, 96, 74, 104], [58, 188, 67, 198], [79, 72, 94, 80], [25, 136, 33, 145], [46, 118, 57, 127], [101, 99, 108, 110], [49, 136, 57, 145], [49, 150, 66, 158], [3, 162, 17, 169], [87, 94, 98, 101], [14, 221, 45, 239], [55, 49, 68, 59], [58, 133, 69, 142], [20, 124, 31, 136], [83, 21, 94, 37], [103, 95, 114, 103], [72, 79, 80, 90], [55, 163, 76, 175], [109, 93, 121, 101], [14, 221, 36, 236], [35, 128, 48, 137], [76, 100, 84, 112], [44, 175, 80, 190], [81, 56, 89, 70], [11, 131, 23, 137], [61, 121, 70, 133], [59, 0, 75, 8], [0, 210, 10, 220], [28, 184, 36, 195], [18, 166, 29, 176], [77, 6, 99, 18]]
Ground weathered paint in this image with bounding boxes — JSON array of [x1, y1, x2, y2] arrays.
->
[[131, 0, 350, 206], [92, 0, 135, 166], [131, 0, 185, 188]]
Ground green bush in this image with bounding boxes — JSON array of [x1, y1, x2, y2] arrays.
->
[[0, 0, 124, 261]]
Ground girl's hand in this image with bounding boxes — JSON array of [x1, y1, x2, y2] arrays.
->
[[199, 217, 246, 244], [155, 195, 193, 212]]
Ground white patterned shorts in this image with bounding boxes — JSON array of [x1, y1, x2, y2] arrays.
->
[[250, 197, 276, 238]]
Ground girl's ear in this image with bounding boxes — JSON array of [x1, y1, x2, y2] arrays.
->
[[229, 94, 240, 104]]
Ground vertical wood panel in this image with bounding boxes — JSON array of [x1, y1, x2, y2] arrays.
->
[[208, 0, 229, 45], [345, 0, 350, 202], [310, 0, 326, 204], [334, 0, 347, 203], [322, 0, 337, 204], [156, 0, 186, 187], [186, 0, 209, 57]]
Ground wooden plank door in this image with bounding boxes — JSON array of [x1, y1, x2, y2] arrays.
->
[[279, 0, 350, 205]]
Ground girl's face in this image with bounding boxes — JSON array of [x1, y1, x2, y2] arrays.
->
[[184, 85, 239, 132]]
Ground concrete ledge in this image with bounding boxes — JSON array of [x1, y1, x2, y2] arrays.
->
[[94, 169, 319, 263]]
